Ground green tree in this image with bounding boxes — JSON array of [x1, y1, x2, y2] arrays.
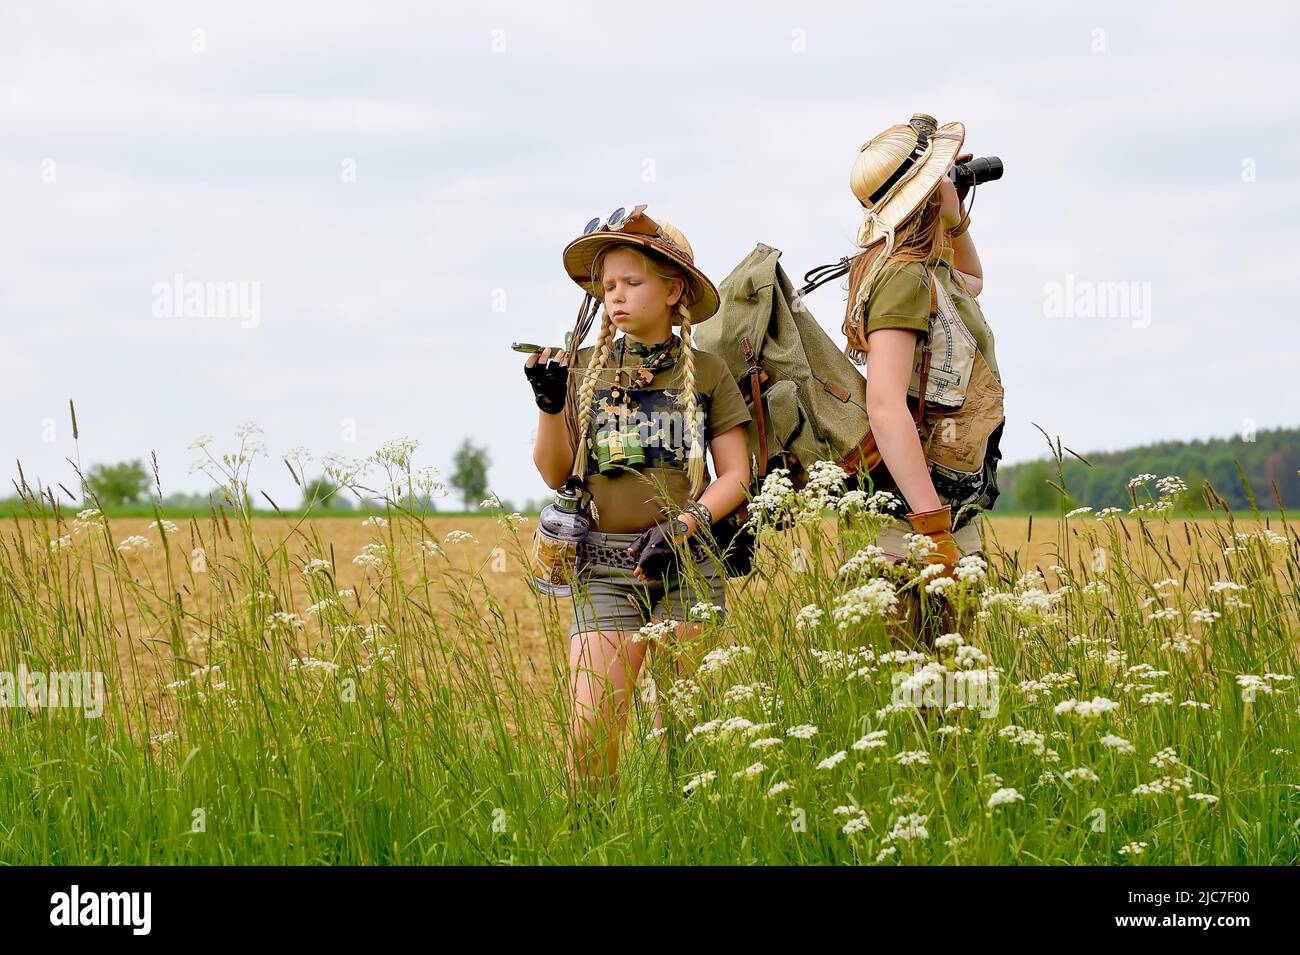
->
[[1181, 464, 1209, 514], [450, 439, 491, 509], [85, 459, 150, 507], [1011, 460, 1061, 512], [302, 476, 353, 511]]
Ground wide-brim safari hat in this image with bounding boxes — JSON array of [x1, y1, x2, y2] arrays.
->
[[851, 114, 966, 248], [562, 205, 720, 323]]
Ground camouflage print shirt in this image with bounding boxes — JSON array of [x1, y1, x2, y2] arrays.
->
[[567, 333, 751, 534]]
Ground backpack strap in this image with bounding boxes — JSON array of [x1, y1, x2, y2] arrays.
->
[[911, 269, 940, 427], [741, 335, 769, 479], [799, 255, 854, 297]]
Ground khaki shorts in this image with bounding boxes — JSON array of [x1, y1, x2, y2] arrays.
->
[[873, 513, 985, 563], [568, 530, 728, 638]]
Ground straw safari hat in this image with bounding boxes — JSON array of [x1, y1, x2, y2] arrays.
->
[[851, 114, 966, 248], [562, 205, 720, 323]]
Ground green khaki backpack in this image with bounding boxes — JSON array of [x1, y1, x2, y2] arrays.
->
[[694, 243, 883, 498]]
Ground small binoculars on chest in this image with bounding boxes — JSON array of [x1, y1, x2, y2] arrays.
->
[[596, 422, 646, 473]]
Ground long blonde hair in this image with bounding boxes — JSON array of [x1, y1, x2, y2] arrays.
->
[[570, 244, 706, 525], [842, 186, 950, 363]]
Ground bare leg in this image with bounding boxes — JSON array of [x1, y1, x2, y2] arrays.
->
[[647, 619, 713, 779], [567, 627, 649, 804]]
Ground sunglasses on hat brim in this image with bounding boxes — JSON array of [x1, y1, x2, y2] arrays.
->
[[582, 204, 661, 238]]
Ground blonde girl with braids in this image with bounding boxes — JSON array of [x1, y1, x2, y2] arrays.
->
[[523, 208, 752, 805], [844, 116, 1006, 648]]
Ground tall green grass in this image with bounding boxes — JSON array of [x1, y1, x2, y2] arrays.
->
[[0, 427, 1296, 864]]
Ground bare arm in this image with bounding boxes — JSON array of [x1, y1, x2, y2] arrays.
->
[[950, 229, 983, 296], [939, 175, 983, 296], [679, 425, 751, 538], [864, 328, 942, 515], [527, 347, 576, 489]]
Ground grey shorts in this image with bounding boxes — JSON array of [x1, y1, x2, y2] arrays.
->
[[568, 530, 728, 638]]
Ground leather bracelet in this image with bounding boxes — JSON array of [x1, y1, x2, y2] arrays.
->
[[945, 212, 971, 239], [683, 499, 713, 527]]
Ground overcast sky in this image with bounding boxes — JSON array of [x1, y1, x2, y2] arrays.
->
[[3, 0, 1297, 511]]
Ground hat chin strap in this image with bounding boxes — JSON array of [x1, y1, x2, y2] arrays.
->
[[864, 128, 931, 207], [849, 133, 937, 321]]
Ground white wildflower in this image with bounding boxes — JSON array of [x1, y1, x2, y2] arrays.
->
[[987, 787, 1024, 809], [892, 750, 931, 767], [832, 579, 899, 629], [883, 812, 929, 842], [1054, 696, 1120, 720], [838, 545, 888, 578], [817, 750, 849, 771], [682, 770, 716, 795], [852, 730, 889, 751], [689, 601, 724, 621], [795, 604, 825, 632], [1063, 767, 1100, 783], [632, 618, 678, 644], [1099, 734, 1136, 754]]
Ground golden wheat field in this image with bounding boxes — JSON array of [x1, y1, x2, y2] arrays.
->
[[22, 511, 1294, 702]]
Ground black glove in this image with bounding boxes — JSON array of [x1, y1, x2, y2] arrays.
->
[[524, 347, 569, 414], [953, 152, 974, 203], [626, 519, 690, 582]]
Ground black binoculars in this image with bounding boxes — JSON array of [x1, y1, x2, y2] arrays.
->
[[948, 156, 1004, 189]]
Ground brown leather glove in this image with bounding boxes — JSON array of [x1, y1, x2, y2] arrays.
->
[[906, 504, 960, 580]]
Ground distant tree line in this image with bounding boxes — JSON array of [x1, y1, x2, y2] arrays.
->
[[996, 426, 1299, 513], [3, 437, 522, 515]]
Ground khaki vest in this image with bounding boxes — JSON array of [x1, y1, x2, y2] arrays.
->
[[844, 250, 1005, 525]]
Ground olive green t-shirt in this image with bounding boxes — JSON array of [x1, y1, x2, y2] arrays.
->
[[863, 245, 1001, 382], [566, 334, 751, 534]]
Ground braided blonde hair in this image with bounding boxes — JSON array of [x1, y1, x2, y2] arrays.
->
[[573, 245, 707, 523], [674, 299, 706, 499], [571, 305, 616, 526]]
